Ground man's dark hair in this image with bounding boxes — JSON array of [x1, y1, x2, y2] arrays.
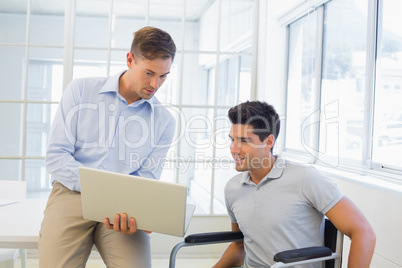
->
[[130, 26, 176, 61], [228, 101, 280, 149]]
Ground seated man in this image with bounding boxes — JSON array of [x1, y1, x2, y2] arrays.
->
[[212, 101, 376, 268]]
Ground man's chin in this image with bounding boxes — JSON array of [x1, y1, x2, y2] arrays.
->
[[141, 94, 154, 100], [234, 165, 247, 172]]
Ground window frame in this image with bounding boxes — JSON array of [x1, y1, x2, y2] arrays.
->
[[0, 0, 259, 213]]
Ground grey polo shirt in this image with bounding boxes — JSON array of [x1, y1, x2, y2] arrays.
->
[[225, 156, 343, 268]]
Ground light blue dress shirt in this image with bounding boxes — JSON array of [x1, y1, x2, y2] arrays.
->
[[46, 71, 176, 192]]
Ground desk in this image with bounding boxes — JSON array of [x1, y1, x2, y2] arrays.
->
[[0, 199, 46, 249]]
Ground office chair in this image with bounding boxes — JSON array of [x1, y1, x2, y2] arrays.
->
[[169, 218, 343, 268], [0, 180, 27, 268]]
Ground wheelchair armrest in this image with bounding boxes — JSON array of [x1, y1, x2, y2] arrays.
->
[[169, 231, 244, 268], [184, 231, 244, 244], [273, 246, 332, 263]]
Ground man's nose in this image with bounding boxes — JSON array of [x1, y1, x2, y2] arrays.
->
[[230, 141, 240, 153], [150, 77, 160, 89]]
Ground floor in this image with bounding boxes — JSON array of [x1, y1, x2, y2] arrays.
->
[[15, 256, 219, 268]]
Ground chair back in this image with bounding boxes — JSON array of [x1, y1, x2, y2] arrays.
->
[[324, 218, 343, 268]]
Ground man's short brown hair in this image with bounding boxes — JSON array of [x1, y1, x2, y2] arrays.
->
[[130, 26, 176, 61]]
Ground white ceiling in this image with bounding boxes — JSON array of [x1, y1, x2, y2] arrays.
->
[[0, 0, 216, 20]]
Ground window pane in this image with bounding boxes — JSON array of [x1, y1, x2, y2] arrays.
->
[[149, 0, 183, 49], [25, 159, 51, 197], [0, 10, 27, 43], [0, 159, 22, 181], [372, 0, 402, 169], [239, 54, 252, 103], [183, 20, 199, 51], [320, 0, 367, 163], [218, 56, 238, 106], [213, 162, 239, 214], [285, 13, 317, 152], [110, 49, 127, 75], [215, 108, 232, 160], [26, 104, 58, 157], [28, 48, 64, 102], [160, 104, 181, 162], [75, 1, 110, 48], [0, 103, 24, 156], [198, 0, 219, 51], [184, 164, 212, 215], [184, 0, 217, 51], [160, 161, 177, 184], [217, 54, 252, 106], [182, 53, 215, 105], [30, 0, 65, 46], [220, 0, 254, 52], [73, 49, 108, 79], [111, 0, 147, 49], [0, 47, 26, 100], [180, 108, 215, 159]]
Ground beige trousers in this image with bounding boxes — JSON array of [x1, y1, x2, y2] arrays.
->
[[38, 181, 151, 268]]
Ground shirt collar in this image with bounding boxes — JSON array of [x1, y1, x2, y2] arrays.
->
[[129, 96, 156, 112], [99, 70, 156, 112], [240, 155, 285, 185], [99, 71, 123, 94]]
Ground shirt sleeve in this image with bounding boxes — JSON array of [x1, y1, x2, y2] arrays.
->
[[45, 79, 84, 190], [131, 115, 176, 180], [301, 166, 343, 214]]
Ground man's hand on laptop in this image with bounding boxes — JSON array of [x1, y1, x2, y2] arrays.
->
[[104, 213, 152, 235]]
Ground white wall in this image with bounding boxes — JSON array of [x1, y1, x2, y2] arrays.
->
[[328, 172, 402, 268]]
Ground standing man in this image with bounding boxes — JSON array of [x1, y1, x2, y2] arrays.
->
[[39, 26, 176, 268], [213, 101, 376, 268]]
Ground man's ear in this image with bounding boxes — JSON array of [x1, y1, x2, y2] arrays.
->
[[127, 52, 134, 68], [265, 134, 275, 150]]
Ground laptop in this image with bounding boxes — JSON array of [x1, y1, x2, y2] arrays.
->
[[79, 167, 196, 237]]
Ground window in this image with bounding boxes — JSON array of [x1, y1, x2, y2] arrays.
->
[[0, 0, 257, 214], [0, 0, 65, 197], [285, 12, 318, 154], [284, 0, 402, 177], [372, 0, 402, 170], [319, 0, 368, 165]]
